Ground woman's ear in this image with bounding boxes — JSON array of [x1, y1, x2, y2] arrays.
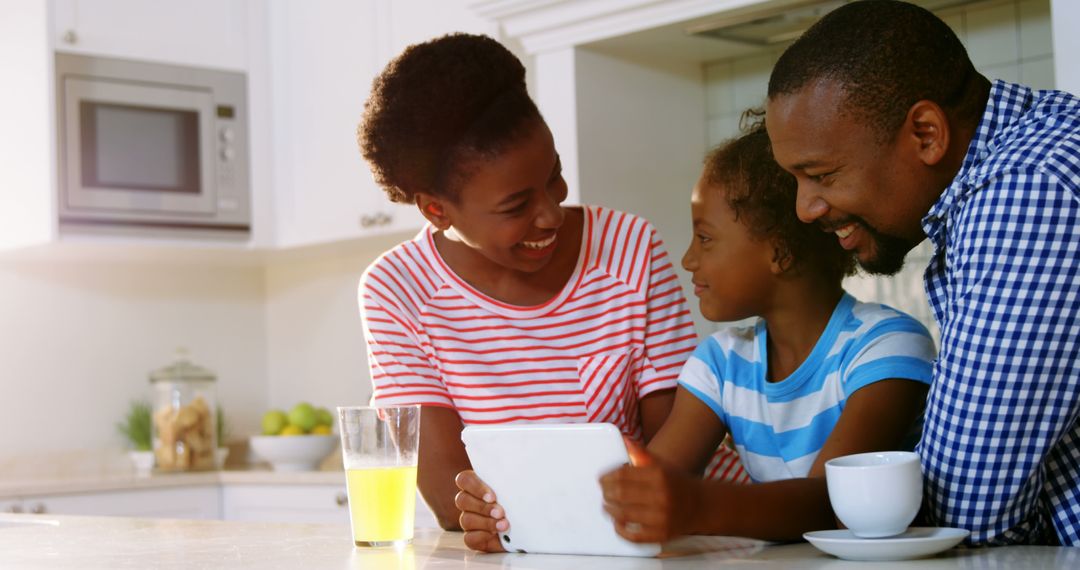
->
[[906, 100, 950, 167], [415, 193, 451, 230]]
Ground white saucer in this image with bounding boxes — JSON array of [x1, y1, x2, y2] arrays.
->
[[803, 527, 970, 561]]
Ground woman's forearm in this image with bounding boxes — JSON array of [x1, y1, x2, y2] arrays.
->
[[416, 406, 473, 530]]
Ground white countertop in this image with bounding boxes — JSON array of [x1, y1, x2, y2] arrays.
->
[[0, 514, 1075, 569], [0, 468, 345, 498]]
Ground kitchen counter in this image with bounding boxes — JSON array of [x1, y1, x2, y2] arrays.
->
[[0, 514, 1075, 569]]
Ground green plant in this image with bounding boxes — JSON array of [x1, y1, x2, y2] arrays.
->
[[116, 400, 153, 452], [216, 406, 228, 448]]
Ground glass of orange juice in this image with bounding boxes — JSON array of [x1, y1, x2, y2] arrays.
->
[[338, 405, 421, 547]]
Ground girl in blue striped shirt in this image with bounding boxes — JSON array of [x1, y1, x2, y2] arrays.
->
[[596, 118, 936, 542]]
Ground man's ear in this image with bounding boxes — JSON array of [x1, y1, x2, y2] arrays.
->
[[906, 100, 950, 167], [415, 193, 451, 230]]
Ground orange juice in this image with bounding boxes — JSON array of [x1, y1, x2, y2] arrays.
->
[[346, 465, 417, 545]]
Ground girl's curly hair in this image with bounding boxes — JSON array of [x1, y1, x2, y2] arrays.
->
[[704, 111, 856, 282]]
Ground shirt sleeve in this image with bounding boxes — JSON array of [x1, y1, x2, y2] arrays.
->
[[919, 171, 1080, 545], [359, 268, 454, 409], [676, 338, 728, 426], [841, 317, 936, 397], [636, 229, 699, 396]]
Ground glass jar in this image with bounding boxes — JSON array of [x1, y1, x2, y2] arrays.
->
[[149, 349, 218, 472]]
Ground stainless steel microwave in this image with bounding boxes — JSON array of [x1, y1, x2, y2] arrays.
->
[[55, 54, 250, 237]]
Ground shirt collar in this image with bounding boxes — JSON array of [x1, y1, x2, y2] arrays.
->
[[921, 80, 1032, 242]]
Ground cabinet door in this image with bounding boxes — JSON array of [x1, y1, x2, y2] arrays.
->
[[221, 483, 350, 524], [52, 0, 249, 70], [25, 486, 221, 520], [221, 484, 439, 528], [267, 0, 423, 248]]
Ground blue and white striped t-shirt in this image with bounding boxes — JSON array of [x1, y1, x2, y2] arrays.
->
[[678, 293, 936, 483]]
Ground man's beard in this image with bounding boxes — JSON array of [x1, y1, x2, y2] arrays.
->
[[856, 221, 918, 276]]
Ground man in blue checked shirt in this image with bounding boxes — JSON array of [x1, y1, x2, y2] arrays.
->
[[764, 0, 1080, 546]]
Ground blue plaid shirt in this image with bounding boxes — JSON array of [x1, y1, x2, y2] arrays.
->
[[919, 80, 1080, 546]]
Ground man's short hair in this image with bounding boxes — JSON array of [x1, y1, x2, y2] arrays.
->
[[768, 0, 982, 141]]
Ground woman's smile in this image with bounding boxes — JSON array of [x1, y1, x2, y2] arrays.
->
[[516, 233, 558, 259]]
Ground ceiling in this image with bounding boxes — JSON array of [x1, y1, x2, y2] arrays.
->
[[581, 0, 1006, 67]]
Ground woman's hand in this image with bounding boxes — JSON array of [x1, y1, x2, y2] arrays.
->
[[599, 461, 702, 544], [454, 470, 508, 552]]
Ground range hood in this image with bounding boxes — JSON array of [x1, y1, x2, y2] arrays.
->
[[687, 0, 996, 46]]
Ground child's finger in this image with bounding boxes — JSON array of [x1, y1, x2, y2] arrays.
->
[[600, 466, 666, 506], [613, 519, 666, 544], [455, 469, 497, 503], [622, 435, 654, 467]]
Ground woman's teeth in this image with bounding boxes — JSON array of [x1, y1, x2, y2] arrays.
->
[[521, 235, 556, 249], [835, 224, 856, 239]]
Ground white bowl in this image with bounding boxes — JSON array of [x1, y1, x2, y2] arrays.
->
[[249, 434, 337, 472]]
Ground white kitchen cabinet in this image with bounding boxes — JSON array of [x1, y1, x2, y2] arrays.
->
[[8, 486, 221, 520], [266, 0, 425, 249], [1, 0, 260, 254], [52, 0, 250, 71], [221, 483, 350, 524], [221, 483, 439, 528]]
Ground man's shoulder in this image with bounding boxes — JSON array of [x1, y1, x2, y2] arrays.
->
[[977, 87, 1080, 190]]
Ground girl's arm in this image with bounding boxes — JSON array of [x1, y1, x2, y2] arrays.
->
[[638, 389, 677, 444], [601, 378, 929, 542], [644, 386, 728, 473]]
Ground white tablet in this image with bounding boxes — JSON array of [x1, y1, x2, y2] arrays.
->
[[460, 423, 662, 557]]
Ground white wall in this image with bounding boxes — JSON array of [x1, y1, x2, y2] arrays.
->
[[1051, 0, 1080, 93], [262, 231, 413, 414], [573, 49, 711, 335], [0, 254, 267, 457]]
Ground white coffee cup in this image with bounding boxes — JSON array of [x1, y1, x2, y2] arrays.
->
[[824, 451, 922, 538]]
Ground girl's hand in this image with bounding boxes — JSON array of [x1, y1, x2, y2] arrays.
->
[[453, 470, 508, 552], [599, 461, 701, 543]]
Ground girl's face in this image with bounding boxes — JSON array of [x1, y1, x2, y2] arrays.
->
[[439, 119, 569, 274], [681, 176, 777, 323]]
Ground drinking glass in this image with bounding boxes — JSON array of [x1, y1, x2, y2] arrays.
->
[[338, 405, 421, 547]]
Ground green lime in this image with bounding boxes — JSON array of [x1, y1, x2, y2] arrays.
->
[[315, 407, 334, 427], [261, 410, 288, 435], [288, 402, 318, 432]]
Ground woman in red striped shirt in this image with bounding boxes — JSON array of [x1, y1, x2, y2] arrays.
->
[[356, 33, 744, 530]]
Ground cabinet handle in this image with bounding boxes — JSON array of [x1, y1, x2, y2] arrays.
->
[[335, 492, 348, 507], [30, 503, 46, 515], [359, 212, 393, 229], [62, 29, 78, 44]]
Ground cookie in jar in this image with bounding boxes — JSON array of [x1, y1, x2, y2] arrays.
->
[[150, 349, 218, 471]]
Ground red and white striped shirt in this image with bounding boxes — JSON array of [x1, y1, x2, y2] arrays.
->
[[360, 206, 747, 481]]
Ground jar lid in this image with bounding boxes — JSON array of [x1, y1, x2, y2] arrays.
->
[[149, 348, 216, 383]]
